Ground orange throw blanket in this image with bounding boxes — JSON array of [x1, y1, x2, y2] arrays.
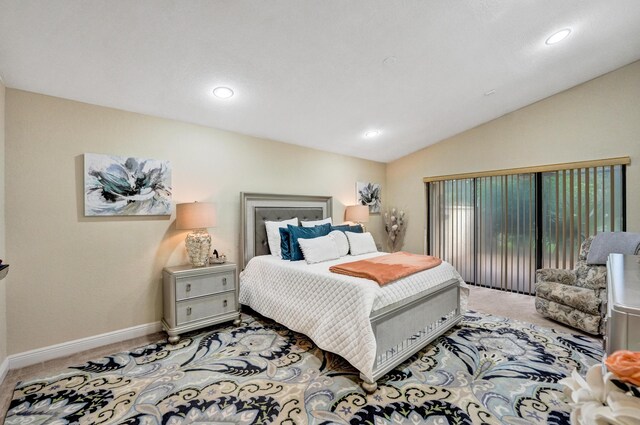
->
[[329, 252, 443, 286]]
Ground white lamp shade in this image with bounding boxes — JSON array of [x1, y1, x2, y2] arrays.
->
[[345, 205, 370, 223], [176, 202, 217, 230]]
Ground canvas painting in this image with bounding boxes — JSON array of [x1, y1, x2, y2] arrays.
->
[[357, 181, 381, 214], [84, 153, 172, 216]]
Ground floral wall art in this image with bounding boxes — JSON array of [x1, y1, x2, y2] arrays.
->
[[356, 181, 381, 214], [84, 153, 172, 216]]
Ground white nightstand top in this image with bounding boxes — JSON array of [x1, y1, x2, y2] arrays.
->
[[164, 262, 236, 276]]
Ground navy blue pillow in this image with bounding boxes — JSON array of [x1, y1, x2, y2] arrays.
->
[[348, 224, 364, 233], [331, 224, 363, 233], [287, 223, 332, 261], [279, 227, 292, 260]]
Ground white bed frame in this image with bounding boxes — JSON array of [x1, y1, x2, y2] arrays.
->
[[240, 192, 463, 392]]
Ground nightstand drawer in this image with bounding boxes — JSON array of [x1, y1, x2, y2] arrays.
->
[[176, 271, 235, 300], [163, 262, 239, 343], [176, 292, 237, 325]]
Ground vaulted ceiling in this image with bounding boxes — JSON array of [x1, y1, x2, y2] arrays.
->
[[1, 1, 639, 162]]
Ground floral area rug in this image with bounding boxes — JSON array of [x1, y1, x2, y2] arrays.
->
[[4, 311, 602, 424]]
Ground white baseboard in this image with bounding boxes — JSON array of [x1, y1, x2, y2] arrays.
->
[[0, 356, 9, 384], [7, 321, 162, 371]]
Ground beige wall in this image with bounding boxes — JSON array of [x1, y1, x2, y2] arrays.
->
[[5, 89, 386, 354], [5, 60, 639, 356], [0, 79, 6, 365], [387, 60, 640, 254]]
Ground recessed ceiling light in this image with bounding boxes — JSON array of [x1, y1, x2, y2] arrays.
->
[[212, 86, 234, 99], [546, 28, 571, 45], [364, 130, 380, 138], [383, 56, 398, 66]]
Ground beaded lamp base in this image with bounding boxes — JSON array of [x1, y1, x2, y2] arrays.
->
[[185, 229, 211, 267]]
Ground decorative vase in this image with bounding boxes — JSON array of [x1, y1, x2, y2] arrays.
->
[[185, 229, 211, 267]]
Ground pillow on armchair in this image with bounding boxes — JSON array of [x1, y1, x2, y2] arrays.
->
[[586, 232, 640, 265]]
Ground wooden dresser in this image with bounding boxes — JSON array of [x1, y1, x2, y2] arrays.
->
[[605, 253, 640, 354]]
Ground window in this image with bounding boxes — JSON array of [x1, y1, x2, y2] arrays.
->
[[476, 174, 536, 293], [426, 158, 627, 294], [428, 179, 474, 281], [541, 165, 624, 270]]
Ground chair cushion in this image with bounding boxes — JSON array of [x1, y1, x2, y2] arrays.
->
[[535, 281, 601, 315], [575, 261, 607, 290], [536, 268, 576, 285], [535, 297, 601, 335], [578, 235, 595, 261]]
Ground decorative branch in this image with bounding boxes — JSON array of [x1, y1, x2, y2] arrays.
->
[[383, 208, 407, 252]]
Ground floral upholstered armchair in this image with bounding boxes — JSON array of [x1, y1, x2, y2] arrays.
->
[[535, 236, 607, 335]]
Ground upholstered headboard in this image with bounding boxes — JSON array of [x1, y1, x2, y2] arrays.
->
[[240, 193, 333, 268]]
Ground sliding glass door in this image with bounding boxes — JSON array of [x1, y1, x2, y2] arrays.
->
[[428, 179, 474, 282], [427, 162, 626, 294], [541, 165, 624, 270], [476, 174, 536, 293]]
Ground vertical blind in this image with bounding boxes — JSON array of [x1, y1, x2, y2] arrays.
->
[[476, 174, 536, 293], [428, 179, 474, 282], [426, 160, 626, 295], [541, 165, 625, 270]]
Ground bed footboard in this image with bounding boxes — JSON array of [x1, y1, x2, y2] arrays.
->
[[362, 278, 462, 392]]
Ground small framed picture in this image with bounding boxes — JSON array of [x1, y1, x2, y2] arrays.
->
[[356, 181, 381, 214]]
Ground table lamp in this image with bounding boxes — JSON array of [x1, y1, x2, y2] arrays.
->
[[345, 205, 370, 231], [176, 202, 217, 267]]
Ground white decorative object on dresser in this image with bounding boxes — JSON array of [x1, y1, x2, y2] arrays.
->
[[162, 262, 240, 343]]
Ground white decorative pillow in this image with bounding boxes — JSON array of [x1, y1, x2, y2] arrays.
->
[[265, 218, 298, 257], [328, 230, 349, 257], [298, 235, 341, 264], [346, 231, 378, 255], [301, 217, 332, 227]]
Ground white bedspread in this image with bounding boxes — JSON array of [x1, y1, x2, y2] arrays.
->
[[239, 252, 469, 381]]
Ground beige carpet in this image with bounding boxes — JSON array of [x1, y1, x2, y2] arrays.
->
[[467, 285, 597, 337]]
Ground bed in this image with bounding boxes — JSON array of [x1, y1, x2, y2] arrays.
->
[[239, 192, 468, 392]]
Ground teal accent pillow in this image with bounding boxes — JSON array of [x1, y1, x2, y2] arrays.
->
[[349, 225, 364, 233], [279, 227, 292, 260], [287, 223, 332, 261], [331, 224, 363, 233]]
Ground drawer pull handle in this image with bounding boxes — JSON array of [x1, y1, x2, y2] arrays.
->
[[187, 307, 192, 316], [223, 277, 227, 286], [186, 283, 191, 292], [223, 300, 228, 307]]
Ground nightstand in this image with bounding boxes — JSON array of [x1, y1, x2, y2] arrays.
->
[[162, 262, 240, 343]]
